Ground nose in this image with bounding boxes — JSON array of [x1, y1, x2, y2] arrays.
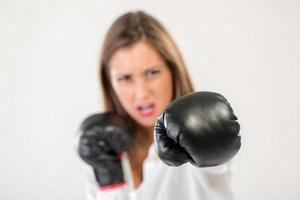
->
[[134, 78, 150, 101]]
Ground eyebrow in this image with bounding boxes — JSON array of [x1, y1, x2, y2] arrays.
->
[[114, 64, 163, 76], [143, 65, 162, 72]]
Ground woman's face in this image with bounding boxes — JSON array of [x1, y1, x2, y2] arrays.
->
[[109, 41, 173, 128]]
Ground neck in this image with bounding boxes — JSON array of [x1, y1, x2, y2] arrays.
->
[[134, 125, 154, 147]]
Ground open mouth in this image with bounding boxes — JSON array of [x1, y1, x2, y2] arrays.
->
[[137, 104, 155, 117]]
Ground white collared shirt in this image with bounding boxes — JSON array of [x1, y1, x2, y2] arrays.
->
[[78, 143, 234, 200]]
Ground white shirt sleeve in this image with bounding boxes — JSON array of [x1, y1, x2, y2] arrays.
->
[[190, 162, 234, 200], [134, 143, 235, 200]]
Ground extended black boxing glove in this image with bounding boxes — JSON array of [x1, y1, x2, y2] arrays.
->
[[154, 91, 241, 167], [77, 113, 132, 189]]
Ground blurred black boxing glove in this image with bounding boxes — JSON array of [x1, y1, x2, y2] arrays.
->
[[77, 113, 132, 189], [154, 91, 241, 167]]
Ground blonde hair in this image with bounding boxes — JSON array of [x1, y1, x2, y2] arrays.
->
[[99, 10, 194, 123]]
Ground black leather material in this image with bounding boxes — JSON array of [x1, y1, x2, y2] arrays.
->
[[155, 91, 241, 167], [78, 113, 132, 187]]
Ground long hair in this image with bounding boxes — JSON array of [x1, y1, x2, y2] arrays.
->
[[99, 10, 194, 125]]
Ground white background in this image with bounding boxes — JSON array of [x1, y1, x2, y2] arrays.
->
[[1, 0, 299, 199]]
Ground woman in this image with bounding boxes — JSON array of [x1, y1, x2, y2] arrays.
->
[[77, 10, 236, 200]]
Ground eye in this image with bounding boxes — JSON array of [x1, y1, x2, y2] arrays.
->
[[145, 70, 160, 78], [117, 75, 132, 82]]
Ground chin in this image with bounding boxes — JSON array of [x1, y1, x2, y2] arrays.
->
[[136, 118, 156, 128]]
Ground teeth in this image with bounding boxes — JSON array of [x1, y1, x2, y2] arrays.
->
[[141, 107, 152, 112], [139, 104, 153, 112]]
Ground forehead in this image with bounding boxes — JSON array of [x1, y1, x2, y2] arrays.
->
[[109, 41, 165, 73]]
